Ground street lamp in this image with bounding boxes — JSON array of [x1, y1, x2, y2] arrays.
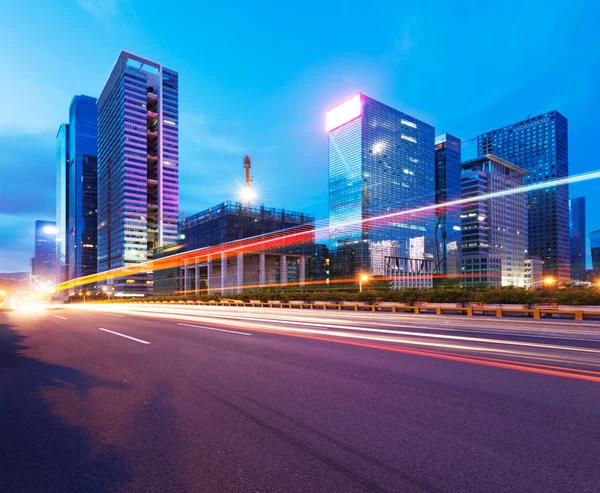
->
[[543, 276, 556, 286], [359, 273, 370, 293], [240, 185, 257, 205]]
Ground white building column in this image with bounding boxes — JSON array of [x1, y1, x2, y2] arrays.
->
[[299, 256, 306, 287], [259, 252, 266, 287], [221, 253, 227, 295], [280, 255, 288, 286], [195, 259, 199, 294], [206, 255, 212, 294], [236, 253, 244, 294], [183, 259, 188, 295]]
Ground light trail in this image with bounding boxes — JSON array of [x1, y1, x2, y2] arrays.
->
[[71, 305, 600, 381], [55, 169, 600, 292]]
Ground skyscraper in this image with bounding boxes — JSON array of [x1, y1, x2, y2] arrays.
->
[[327, 93, 435, 288], [31, 220, 57, 286], [569, 197, 586, 280], [591, 230, 600, 274], [460, 155, 528, 287], [55, 124, 69, 284], [68, 95, 98, 281], [97, 51, 179, 295], [477, 111, 569, 282], [434, 133, 462, 278]]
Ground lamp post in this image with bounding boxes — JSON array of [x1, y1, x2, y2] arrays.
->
[[359, 273, 370, 293]]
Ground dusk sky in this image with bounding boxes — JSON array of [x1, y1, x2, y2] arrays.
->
[[1, 0, 599, 272]]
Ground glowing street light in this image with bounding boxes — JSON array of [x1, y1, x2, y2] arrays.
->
[[240, 185, 257, 204], [359, 273, 370, 293], [543, 276, 556, 286]]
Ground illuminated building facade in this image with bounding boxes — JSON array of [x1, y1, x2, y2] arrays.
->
[[97, 51, 179, 295], [569, 197, 586, 280], [31, 220, 57, 286], [460, 154, 528, 287], [153, 202, 316, 295], [327, 93, 436, 288], [434, 133, 462, 278], [477, 111, 569, 282]]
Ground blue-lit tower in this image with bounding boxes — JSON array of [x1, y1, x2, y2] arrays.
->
[[67, 95, 98, 281], [434, 133, 462, 278], [327, 94, 436, 288], [55, 124, 69, 284]]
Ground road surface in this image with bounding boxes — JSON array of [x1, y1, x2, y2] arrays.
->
[[1, 304, 599, 492]]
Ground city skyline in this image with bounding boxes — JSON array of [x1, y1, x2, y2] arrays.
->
[[1, 0, 600, 272]]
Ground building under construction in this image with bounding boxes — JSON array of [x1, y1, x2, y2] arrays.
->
[[153, 201, 321, 295]]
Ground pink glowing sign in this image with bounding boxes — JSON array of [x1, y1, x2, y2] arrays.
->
[[326, 94, 362, 132]]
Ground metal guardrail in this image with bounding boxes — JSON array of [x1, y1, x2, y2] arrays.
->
[[121, 300, 596, 320]]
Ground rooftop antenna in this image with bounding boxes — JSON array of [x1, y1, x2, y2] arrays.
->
[[243, 155, 252, 187]]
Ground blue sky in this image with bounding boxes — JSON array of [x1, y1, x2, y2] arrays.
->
[[1, 0, 599, 272]]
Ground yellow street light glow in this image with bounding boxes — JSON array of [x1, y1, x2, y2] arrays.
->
[[359, 274, 370, 282], [543, 276, 556, 285]]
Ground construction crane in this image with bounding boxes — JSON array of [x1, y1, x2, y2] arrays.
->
[[241, 155, 257, 204], [243, 155, 252, 187]]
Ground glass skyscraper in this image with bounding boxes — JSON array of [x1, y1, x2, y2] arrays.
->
[[97, 51, 179, 295], [434, 133, 462, 278], [327, 94, 435, 287], [68, 95, 98, 281], [55, 124, 69, 284], [569, 196, 586, 280], [477, 111, 569, 282], [56, 96, 98, 287]]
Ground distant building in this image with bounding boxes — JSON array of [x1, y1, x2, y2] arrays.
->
[[434, 133, 462, 278], [31, 220, 57, 287], [327, 93, 436, 288], [591, 230, 600, 273], [477, 111, 569, 283], [460, 155, 528, 287], [97, 51, 179, 296], [569, 197, 586, 280], [153, 202, 316, 296], [524, 258, 544, 289]]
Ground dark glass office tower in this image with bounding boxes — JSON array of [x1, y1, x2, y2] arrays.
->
[[55, 124, 69, 284], [32, 220, 57, 286], [68, 95, 98, 281], [569, 197, 586, 280], [327, 94, 436, 288], [434, 133, 461, 278], [98, 51, 179, 295], [477, 111, 569, 282]]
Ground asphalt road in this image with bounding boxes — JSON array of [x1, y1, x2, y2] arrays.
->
[[1, 304, 599, 492]]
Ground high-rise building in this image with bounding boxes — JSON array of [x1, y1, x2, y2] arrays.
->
[[434, 133, 462, 278], [327, 93, 436, 288], [460, 155, 528, 287], [591, 230, 600, 274], [569, 197, 586, 280], [31, 220, 57, 286], [97, 51, 179, 295], [477, 111, 569, 282], [55, 124, 69, 284], [68, 95, 98, 281]]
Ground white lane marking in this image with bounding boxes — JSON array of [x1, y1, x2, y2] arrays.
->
[[177, 323, 252, 336], [98, 328, 151, 344], [54, 315, 68, 320], [103, 313, 125, 317]]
